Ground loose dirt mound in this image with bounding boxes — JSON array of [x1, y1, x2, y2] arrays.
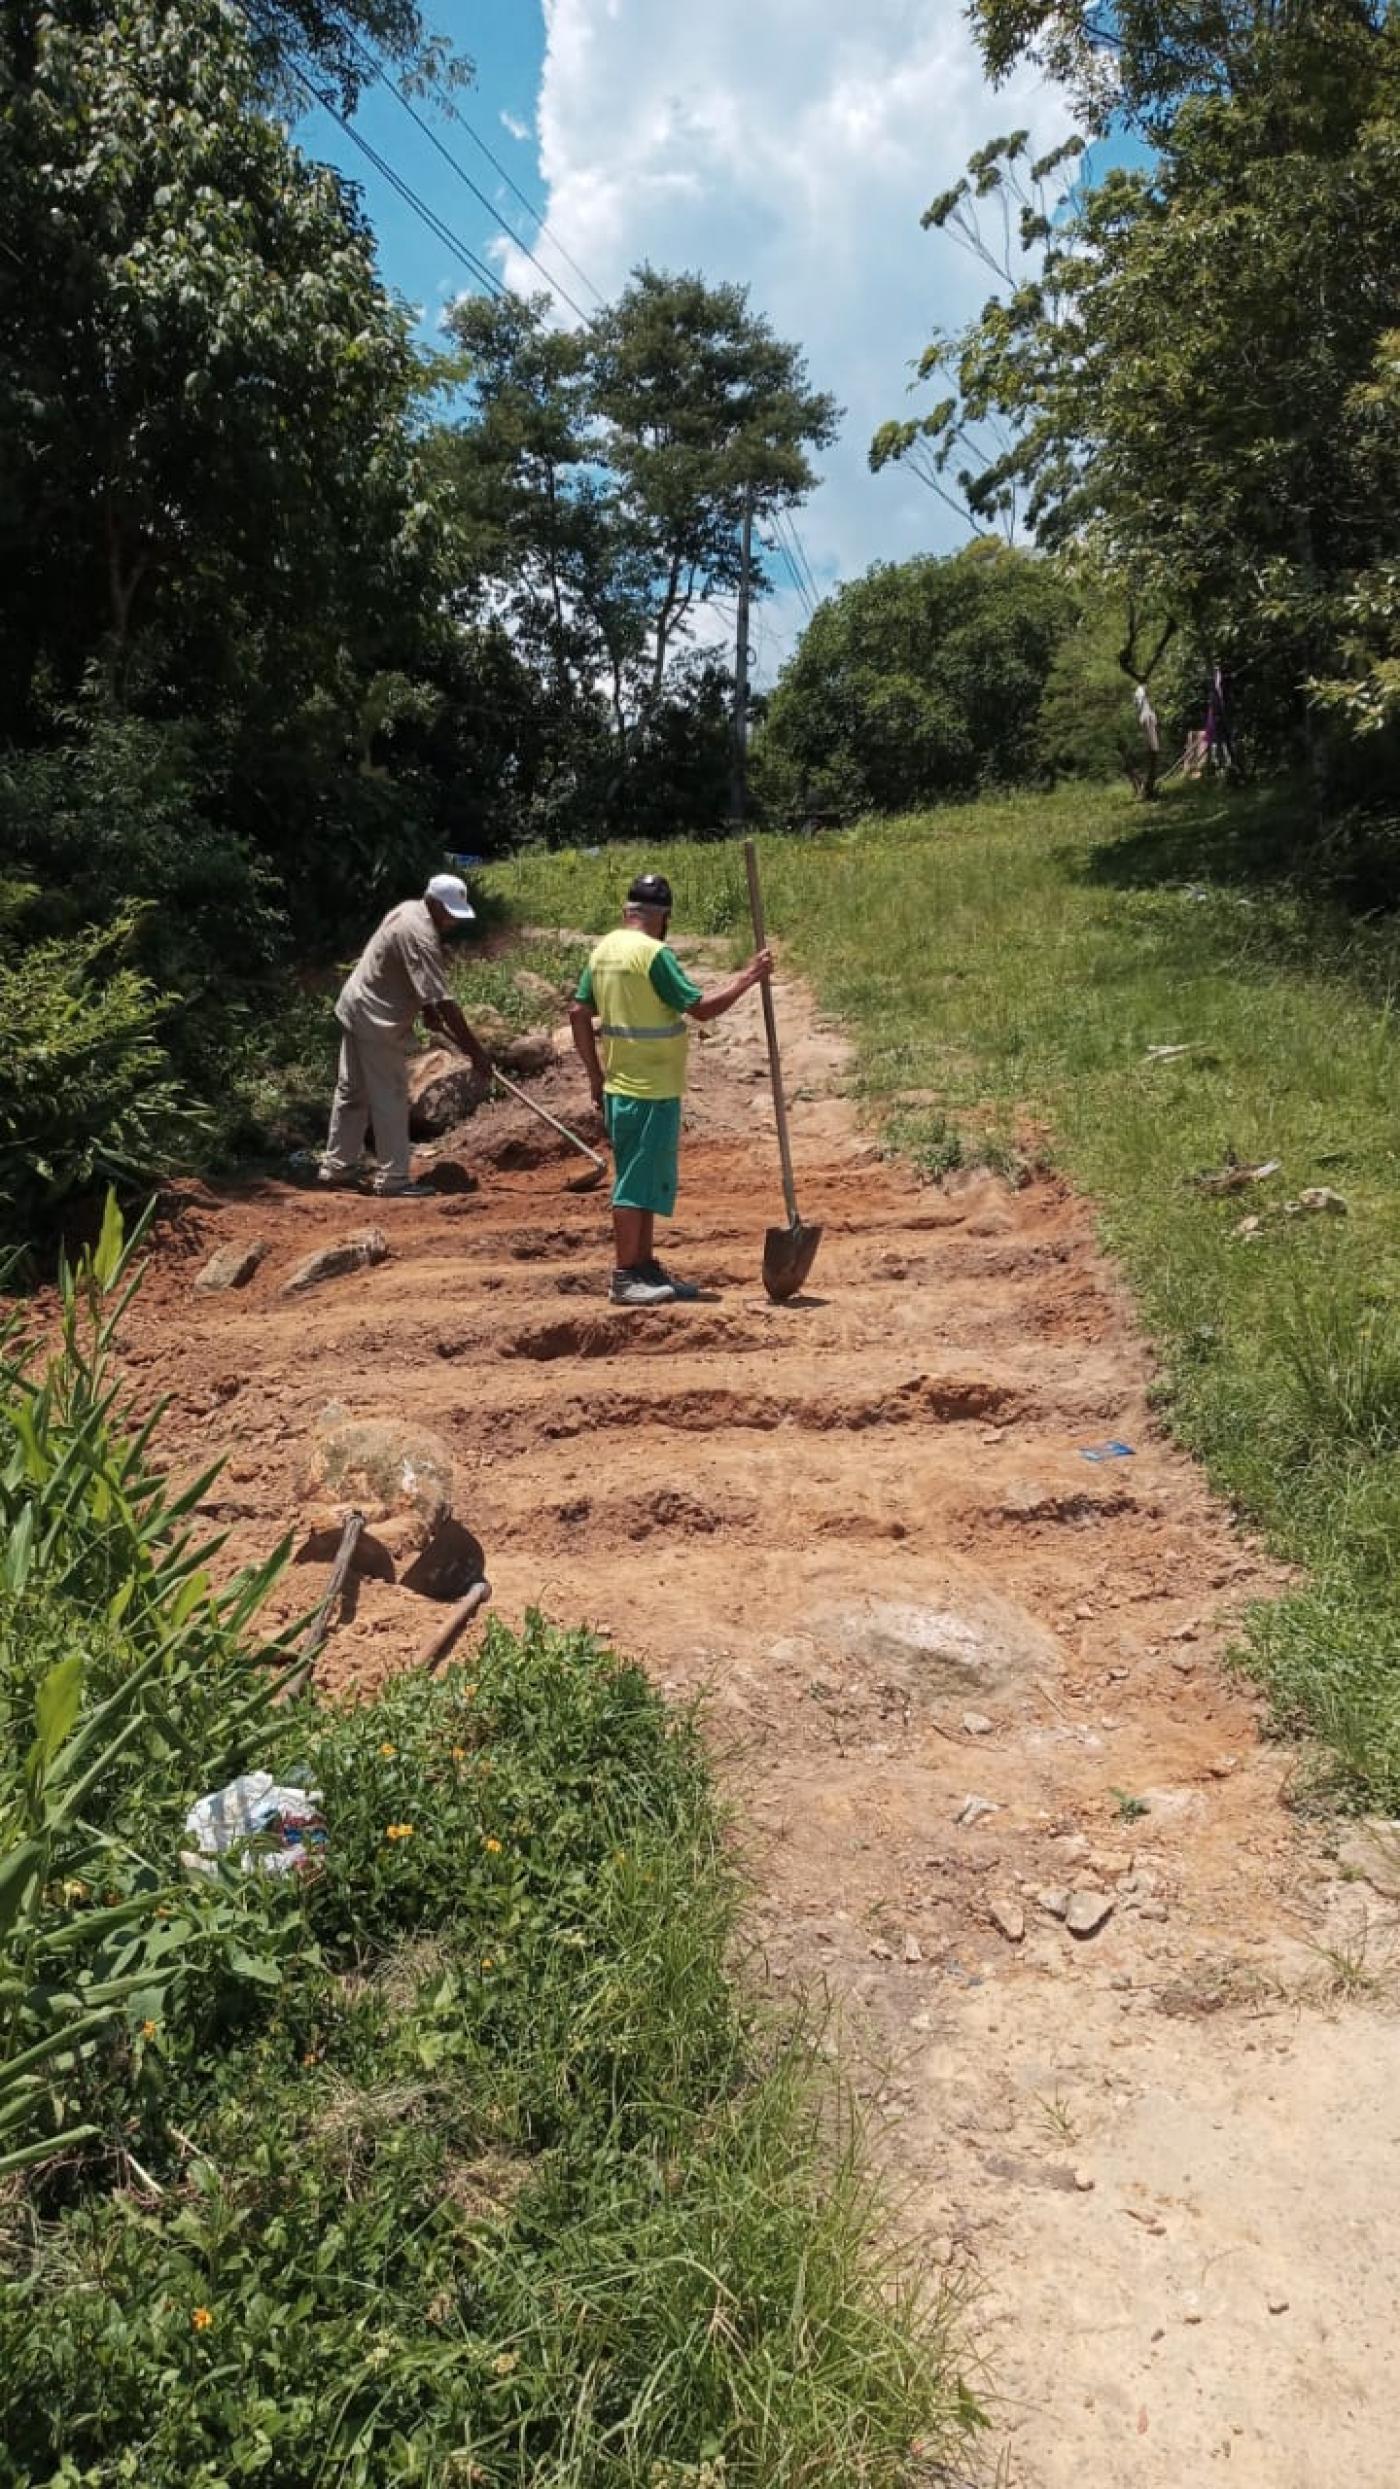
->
[[119, 964, 1399, 2489]]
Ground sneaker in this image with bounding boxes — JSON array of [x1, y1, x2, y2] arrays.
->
[[642, 1259, 700, 1301], [372, 1178, 436, 1200], [609, 1267, 676, 1307], [316, 1164, 362, 1190]]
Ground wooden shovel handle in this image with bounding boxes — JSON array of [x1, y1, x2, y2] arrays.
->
[[743, 840, 800, 1229]]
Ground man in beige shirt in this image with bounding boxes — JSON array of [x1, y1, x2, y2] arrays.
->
[[320, 874, 492, 1198]]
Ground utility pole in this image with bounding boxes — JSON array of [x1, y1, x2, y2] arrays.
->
[[730, 483, 754, 827]]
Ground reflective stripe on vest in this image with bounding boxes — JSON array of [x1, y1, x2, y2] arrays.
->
[[597, 1019, 686, 1040], [587, 926, 690, 1100]]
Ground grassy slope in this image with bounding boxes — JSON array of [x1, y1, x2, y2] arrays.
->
[[495, 787, 1400, 1806]]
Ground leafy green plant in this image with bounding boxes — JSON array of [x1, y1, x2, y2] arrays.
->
[[0, 916, 198, 1248]]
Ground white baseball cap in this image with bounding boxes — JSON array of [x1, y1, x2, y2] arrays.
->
[[425, 872, 476, 922]]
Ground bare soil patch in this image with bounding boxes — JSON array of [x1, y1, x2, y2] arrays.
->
[[117, 966, 1400, 2488]]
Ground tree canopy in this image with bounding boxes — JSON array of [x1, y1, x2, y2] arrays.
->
[[878, 1, 1400, 793], [759, 542, 1074, 817]]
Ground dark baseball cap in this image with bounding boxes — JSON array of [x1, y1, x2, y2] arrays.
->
[[626, 872, 673, 910]]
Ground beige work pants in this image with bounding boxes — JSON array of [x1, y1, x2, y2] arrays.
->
[[324, 1024, 411, 1186]]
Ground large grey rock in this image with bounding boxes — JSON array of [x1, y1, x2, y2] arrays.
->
[[280, 1228, 387, 1297], [194, 1239, 267, 1294], [814, 1589, 1060, 1701], [303, 1407, 454, 1536], [408, 1048, 486, 1138]]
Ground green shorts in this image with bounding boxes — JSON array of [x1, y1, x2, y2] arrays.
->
[[605, 1093, 682, 1216]]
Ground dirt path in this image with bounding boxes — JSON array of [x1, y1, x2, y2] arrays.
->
[[130, 962, 1398, 2487]]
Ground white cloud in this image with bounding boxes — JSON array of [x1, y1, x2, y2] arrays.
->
[[499, 108, 532, 142], [498, 0, 1071, 675]]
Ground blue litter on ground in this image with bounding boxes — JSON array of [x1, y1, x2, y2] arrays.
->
[[1079, 1440, 1136, 1463]]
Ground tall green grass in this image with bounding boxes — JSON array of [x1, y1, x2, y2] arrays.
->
[[493, 787, 1400, 1806]]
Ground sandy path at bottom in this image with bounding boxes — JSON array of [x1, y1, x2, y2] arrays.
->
[[125, 958, 1399, 2487]]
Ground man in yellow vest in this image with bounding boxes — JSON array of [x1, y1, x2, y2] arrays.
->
[[569, 872, 772, 1305]]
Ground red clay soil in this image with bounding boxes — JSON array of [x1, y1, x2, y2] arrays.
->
[[106, 964, 1400, 2489]]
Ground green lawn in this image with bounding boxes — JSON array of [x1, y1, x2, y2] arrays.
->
[[494, 785, 1400, 1807]]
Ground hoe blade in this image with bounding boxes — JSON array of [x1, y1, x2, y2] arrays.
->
[[762, 1216, 822, 1303]]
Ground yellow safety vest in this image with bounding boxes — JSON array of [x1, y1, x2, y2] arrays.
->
[[588, 926, 690, 1100]]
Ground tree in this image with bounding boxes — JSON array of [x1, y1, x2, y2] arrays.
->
[[0, 0, 442, 739], [758, 541, 1074, 818], [438, 273, 838, 834], [878, 4, 1400, 796]]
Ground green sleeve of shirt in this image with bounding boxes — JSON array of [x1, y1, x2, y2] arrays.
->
[[574, 964, 594, 1006], [648, 947, 703, 1013]]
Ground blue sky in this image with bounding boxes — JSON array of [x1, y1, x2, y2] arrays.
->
[[301, 3, 1088, 676], [297, 7, 552, 333]]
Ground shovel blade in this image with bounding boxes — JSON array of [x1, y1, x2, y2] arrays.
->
[[762, 1217, 822, 1303]]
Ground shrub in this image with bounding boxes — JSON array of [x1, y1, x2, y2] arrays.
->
[[0, 918, 199, 1246]]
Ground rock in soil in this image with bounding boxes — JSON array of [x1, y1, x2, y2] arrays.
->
[[1336, 1818, 1400, 1901], [303, 1407, 454, 1534], [194, 1239, 267, 1294], [990, 1898, 1026, 1944], [419, 1160, 478, 1195], [514, 967, 568, 1012], [963, 1710, 995, 1736], [956, 1794, 999, 1826], [1066, 1889, 1116, 1939], [408, 1049, 487, 1138], [281, 1229, 388, 1297], [495, 1030, 554, 1081], [1037, 1887, 1071, 1920]]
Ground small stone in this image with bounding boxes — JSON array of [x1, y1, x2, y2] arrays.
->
[[1066, 1890, 1115, 1939], [1267, 2294, 1290, 2316], [962, 1711, 995, 1737], [1209, 1755, 1240, 1779], [1037, 1886, 1071, 1920], [956, 1795, 999, 1827], [1054, 1832, 1091, 1863], [1073, 2168, 1095, 2193], [1297, 1186, 1347, 1216], [903, 1933, 924, 1964], [1137, 1900, 1169, 1923], [193, 1239, 266, 1294], [281, 1229, 388, 1297], [868, 1938, 894, 1960], [909, 2010, 933, 2032], [1092, 1850, 1133, 1878], [1075, 1602, 1096, 1622], [989, 1897, 1025, 1943], [1170, 1653, 1197, 1675], [1171, 1621, 1200, 1643]]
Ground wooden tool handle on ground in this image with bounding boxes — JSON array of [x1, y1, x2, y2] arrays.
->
[[491, 1067, 606, 1170], [743, 839, 801, 1229], [417, 1577, 492, 1676], [287, 1509, 364, 1694]]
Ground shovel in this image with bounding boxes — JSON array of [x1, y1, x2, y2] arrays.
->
[[491, 1066, 607, 1192], [743, 838, 822, 1302]]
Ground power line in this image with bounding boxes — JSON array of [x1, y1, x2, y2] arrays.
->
[[241, 5, 506, 297], [767, 512, 815, 623], [777, 505, 822, 612], [343, 30, 597, 324], [432, 91, 607, 311]]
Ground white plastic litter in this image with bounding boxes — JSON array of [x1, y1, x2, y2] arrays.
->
[[181, 1772, 325, 1879]]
